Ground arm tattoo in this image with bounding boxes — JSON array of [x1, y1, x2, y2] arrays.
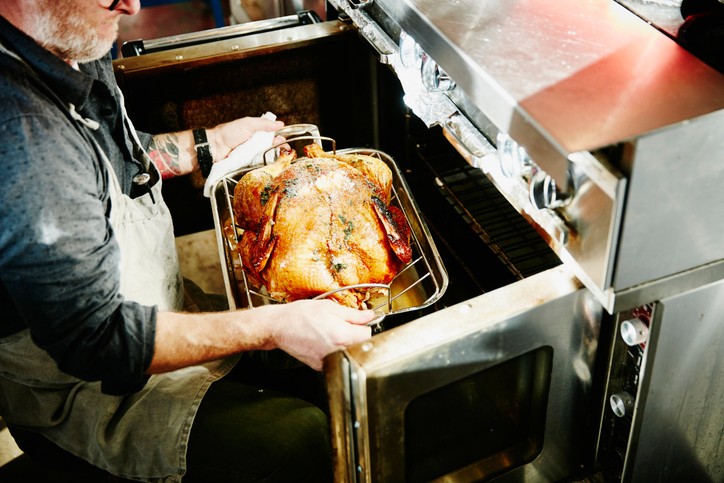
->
[[148, 133, 182, 179]]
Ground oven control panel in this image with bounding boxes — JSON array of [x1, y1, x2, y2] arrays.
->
[[446, 120, 626, 313], [597, 304, 654, 481]]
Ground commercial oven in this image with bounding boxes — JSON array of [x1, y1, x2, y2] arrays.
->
[[113, 1, 724, 481]]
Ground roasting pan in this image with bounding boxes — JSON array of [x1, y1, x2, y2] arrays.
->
[[210, 134, 448, 316]]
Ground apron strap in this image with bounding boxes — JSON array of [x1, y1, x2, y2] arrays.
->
[[116, 87, 153, 173]]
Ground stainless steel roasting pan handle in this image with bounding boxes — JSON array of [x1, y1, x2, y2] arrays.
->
[[274, 123, 321, 141]]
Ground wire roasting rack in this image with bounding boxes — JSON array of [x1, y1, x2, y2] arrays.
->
[[210, 130, 448, 317]]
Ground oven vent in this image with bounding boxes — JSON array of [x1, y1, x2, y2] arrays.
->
[[436, 165, 561, 280]]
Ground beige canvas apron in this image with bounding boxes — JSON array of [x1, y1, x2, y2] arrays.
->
[[109, 95, 184, 311], [0, 43, 236, 481]]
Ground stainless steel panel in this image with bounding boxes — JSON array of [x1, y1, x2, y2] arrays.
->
[[326, 266, 603, 482], [611, 258, 724, 313], [625, 277, 724, 481], [331, 0, 724, 311], [614, 111, 724, 291], [615, 0, 685, 37], [364, 0, 724, 185]]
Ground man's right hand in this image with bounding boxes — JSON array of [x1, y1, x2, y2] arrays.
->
[[150, 299, 374, 374], [258, 299, 374, 371]]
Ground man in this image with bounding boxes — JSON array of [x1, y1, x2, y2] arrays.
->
[[0, 0, 374, 481]]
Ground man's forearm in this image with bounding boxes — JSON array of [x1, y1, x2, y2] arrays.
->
[[146, 300, 374, 374], [147, 310, 274, 374], [147, 131, 197, 179]]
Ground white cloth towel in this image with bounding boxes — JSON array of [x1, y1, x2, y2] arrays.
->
[[203, 112, 277, 197]]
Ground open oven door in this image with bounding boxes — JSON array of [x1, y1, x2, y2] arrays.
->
[[325, 266, 604, 483]]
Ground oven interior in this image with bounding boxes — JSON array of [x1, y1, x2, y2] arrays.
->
[[116, 27, 561, 330]]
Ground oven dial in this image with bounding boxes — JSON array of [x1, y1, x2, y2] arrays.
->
[[610, 391, 635, 418], [496, 133, 531, 178], [529, 171, 564, 209], [421, 56, 455, 92], [399, 31, 423, 69], [620, 317, 649, 346]]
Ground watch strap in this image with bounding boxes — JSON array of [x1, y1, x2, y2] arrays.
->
[[193, 128, 213, 178]]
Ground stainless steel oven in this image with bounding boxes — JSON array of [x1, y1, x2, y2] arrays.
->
[[114, 1, 724, 481]]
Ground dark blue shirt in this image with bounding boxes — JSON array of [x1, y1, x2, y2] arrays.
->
[[0, 15, 156, 394]]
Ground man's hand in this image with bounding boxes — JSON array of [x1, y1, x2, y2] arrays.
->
[[150, 299, 374, 374], [209, 116, 285, 161], [259, 299, 375, 371], [149, 116, 285, 179]]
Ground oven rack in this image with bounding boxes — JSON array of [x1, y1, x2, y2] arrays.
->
[[211, 147, 448, 316], [436, 165, 561, 280]]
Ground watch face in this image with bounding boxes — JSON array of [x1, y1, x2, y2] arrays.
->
[[193, 128, 208, 146]]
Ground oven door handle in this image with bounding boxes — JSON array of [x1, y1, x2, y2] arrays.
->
[[121, 13, 320, 57]]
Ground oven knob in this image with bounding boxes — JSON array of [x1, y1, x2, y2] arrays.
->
[[610, 392, 635, 418], [421, 56, 455, 92], [399, 32, 423, 69], [496, 133, 531, 177], [529, 171, 563, 209], [620, 318, 649, 346]]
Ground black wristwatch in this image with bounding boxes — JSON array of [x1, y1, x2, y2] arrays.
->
[[193, 128, 213, 178]]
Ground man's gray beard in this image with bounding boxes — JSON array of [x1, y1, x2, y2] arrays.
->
[[33, 6, 115, 63]]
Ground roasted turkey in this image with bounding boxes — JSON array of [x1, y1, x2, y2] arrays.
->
[[232, 144, 412, 308]]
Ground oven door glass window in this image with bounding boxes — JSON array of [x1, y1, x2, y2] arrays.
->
[[404, 346, 553, 481]]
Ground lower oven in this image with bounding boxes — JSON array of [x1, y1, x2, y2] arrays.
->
[[114, 3, 724, 481], [325, 265, 603, 482]]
